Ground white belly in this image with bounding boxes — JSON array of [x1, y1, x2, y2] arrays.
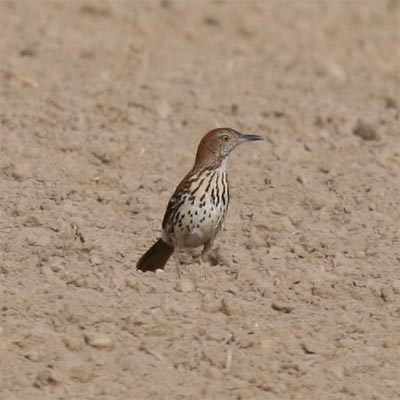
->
[[162, 165, 229, 249], [164, 196, 226, 248]]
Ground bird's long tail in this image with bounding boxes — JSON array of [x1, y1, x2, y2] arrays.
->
[[136, 239, 174, 272]]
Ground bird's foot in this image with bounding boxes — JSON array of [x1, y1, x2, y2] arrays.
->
[[199, 257, 208, 280]]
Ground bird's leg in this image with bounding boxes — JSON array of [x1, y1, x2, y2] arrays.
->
[[202, 239, 214, 257], [199, 257, 207, 280], [172, 252, 182, 279], [200, 239, 214, 279]]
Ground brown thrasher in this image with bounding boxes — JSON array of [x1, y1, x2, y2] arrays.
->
[[136, 127, 263, 272]]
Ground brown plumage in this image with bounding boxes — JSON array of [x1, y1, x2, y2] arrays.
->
[[136, 127, 263, 272]]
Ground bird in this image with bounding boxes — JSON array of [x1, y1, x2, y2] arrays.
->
[[136, 127, 263, 273]]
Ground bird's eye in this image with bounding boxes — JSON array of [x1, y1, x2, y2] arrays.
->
[[221, 135, 230, 142]]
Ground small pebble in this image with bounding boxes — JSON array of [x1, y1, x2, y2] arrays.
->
[[24, 350, 42, 362], [384, 96, 397, 110], [125, 277, 137, 289], [84, 333, 115, 349], [50, 262, 63, 273], [89, 255, 103, 266], [353, 119, 379, 141], [391, 280, 400, 294], [201, 300, 222, 313], [300, 335, 330, 355], [63, 335, 84, 351], [68, 364, 93, 383], [380, 286, 395, 303], [175, 277, 195, 293], [271, 302, 294, 313], [34, 369, 62, 387], [220, 298, 235, 316], [268, 246, 286, 259]]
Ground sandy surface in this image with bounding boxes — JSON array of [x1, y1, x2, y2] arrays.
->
[[1, 1, 399, 399]]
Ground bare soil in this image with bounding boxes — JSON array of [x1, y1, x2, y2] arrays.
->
[[1, 1, 399, 399]]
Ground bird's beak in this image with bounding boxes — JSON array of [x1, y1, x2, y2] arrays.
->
[[239, 133, 264, 142]]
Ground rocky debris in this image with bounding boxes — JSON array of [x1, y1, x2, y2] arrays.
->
[[84, 333, 115, 350], [174, 277, 195, 293], [33, 369, 62, 388], [271, 302, 294, 314], [353, 119, 379, 141]]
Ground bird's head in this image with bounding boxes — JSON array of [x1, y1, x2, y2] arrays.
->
[[195, 127, 263, 167]]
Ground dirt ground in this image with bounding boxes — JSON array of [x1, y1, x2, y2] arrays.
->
[[0, 1, 399, 399]]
